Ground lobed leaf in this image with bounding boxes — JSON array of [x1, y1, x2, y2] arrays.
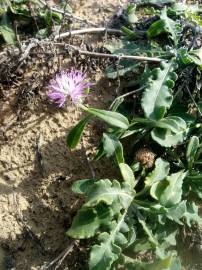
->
[[145, 158, 170, 186], [150, 170, 187, 207], [141, 61, 177, 121]]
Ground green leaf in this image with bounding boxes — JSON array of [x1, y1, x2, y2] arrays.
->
[[141, 61, 177, 120], [186, 136, 199, 170], [84, 179, 134, 209], [186, 174, 202, 199], [148, 256, 174, 270], [0, 13, 15, 45], [67, 204, 112, 239], [83, 107, 129, 129], [147, 8, 178, 45], [150, 170, 187, 207], [127, 4, 138, 24], [188, 48, 202, 67], [154, 116, 187, 133], [119, 163, 136, 189], [71, 179, 95, 195], [166, 201, 186, 224], [89, 214, 127, 270], [138, 218, 159, 246], [66, 115, 92, 149], [151, 117, 187, 147], [102, 133, 124, 164], [145, 158, 170, 186], [183, 202, 202, 226]]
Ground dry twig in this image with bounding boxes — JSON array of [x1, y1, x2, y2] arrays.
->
[[41, 240, 76, 270]]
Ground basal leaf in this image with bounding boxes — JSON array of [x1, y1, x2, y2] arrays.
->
[[186, 136, 199, 170], [183, 202, 202, 226], [71, 179, 95, 195], [141, 61, 177, 120], [119, 163, 136, 189], [154, 116, 186, 133], [83, 107, 129, 129], [67, 204, 112, 239], [188, 48, 202, 67], [145, 158, 170, 186], [151, 117, 187, 147], [90, 230, 121, 270], [147, 8, 178, 45], [150, 170, 187, 207], [89, 214, 128, 270], [84, 179, 134, 209], [166, 201, 186, 224], [66, 115, 92, 149], [102, 133, 124, 164]]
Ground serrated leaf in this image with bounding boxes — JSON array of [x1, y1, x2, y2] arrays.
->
[[150, 171, 187, 207], [102, 133, 124, 164], [84, 179, 134, 209], [67, 204, 112, 239], [90, 232, 121, 270], [66, 115, 92, 149], [141, 61, 177, 120], [83, 107, 129, 129], [145, 158, 170, 186], [119, 163, 136, 189], [186, 136, 199, 170], [89, 214, 128, 270]]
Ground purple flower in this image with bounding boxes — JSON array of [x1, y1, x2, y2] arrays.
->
[[48, 69, 91, 107]]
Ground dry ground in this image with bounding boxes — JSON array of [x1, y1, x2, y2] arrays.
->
[[0, 1, 127, 269], [0, 1, 201, 270]]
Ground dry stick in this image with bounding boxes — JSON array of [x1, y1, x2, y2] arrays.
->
[[0, 28, 122, 59], [54, 27, 123, 40], [65, 43, 163, 63], [42, 240, 75, 270], [38, 0, 97, 26]]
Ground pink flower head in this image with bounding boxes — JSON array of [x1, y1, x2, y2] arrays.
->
[[48, 69, 91, 107]]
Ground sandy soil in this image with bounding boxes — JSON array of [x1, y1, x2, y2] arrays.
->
[[0, 1, 127, 269], [0, 1, 201, 270]]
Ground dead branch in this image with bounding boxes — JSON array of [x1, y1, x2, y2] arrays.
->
[[54, 27, 123, 40], [65, 44, 163, 63], [41, 240, 76, 270]]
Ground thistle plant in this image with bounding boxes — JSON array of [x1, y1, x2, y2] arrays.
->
[[49, 2, 202, 270]]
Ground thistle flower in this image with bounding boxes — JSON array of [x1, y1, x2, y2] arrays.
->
[[48, 69, 91, 107]]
